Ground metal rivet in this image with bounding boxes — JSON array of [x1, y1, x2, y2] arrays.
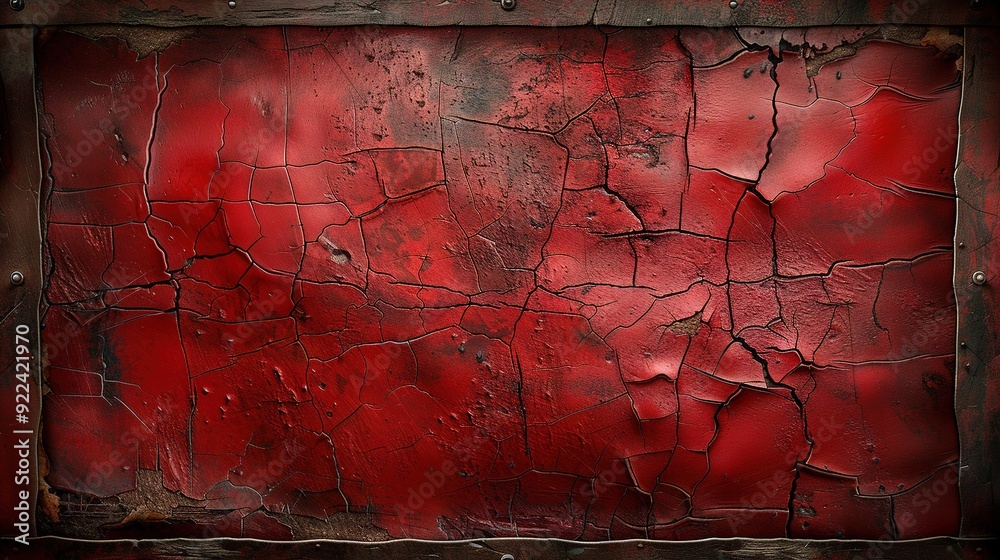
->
[[966, 362, 972, 369], [500, 555, 515, 560], [973, 270, 987, 285], [9, 0, 24, 11], [729, 0, 738, 8], [645, 17, 652, 24], [959, 242, 966, 248], [227, 0, 236, 7], [10, 271, 24, 286], [836, 71, 843, 80], [961, 341, 967, 348], [971, 0, 983, 9], [500, 0, 515, 11], [748, 114, 755, 120]]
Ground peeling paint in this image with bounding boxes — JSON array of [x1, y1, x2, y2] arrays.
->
[[37, 26, 961, 540]]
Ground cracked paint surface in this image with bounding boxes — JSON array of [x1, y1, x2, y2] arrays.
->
[[37, 26, 961, 540]]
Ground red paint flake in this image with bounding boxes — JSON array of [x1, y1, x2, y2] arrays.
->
[[37, 26, 960, 540]]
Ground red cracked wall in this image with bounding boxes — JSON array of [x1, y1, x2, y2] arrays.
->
[[38, 26, 961, 540]]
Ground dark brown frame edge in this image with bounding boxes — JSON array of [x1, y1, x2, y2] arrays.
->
[[0, 25, 42, 545], [0, 0, 997, 28], [6, 536, 1000, 559], [1, 1, 999, 557], [955, 27, 1000, 540]]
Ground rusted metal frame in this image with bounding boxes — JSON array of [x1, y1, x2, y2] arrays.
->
[[0, 0, 996, 28], [955, 26, 1000, 539], [0, 2, 996, 555], [0, 27, 42, 544]]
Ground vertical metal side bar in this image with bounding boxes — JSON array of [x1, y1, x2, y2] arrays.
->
[[0, 27, 42, 542], [955, 26, 1000, 538]]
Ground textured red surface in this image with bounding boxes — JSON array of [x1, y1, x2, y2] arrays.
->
[[38, 27, 960, 540]]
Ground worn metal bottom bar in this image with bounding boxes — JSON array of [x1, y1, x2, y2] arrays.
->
[[3, 536, 999, 559]]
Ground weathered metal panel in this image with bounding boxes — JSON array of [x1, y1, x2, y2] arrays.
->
[[955, 26, 1000, 539], [5, 535, 1000, 559], [0, 0, 997, 556], [0, 27, 42, 545], [30, 25, 965, 541], [0, 0, 996, 28]]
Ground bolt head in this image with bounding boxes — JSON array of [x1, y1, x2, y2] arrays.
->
[[227, 0, 236, 8], [973, 270, 987, 285], [9, 0, 24, 11], [10, 271, 24, 286], [500, 0, 516, 11], [729, 0, 738, 8]]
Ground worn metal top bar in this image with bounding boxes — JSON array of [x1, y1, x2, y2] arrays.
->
[[0, 0, 996, 28]]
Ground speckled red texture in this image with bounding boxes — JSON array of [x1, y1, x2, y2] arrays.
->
[[38, 26, 960, 540]]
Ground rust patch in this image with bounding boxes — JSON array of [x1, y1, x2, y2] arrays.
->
[[56, 25, 195, 58]]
